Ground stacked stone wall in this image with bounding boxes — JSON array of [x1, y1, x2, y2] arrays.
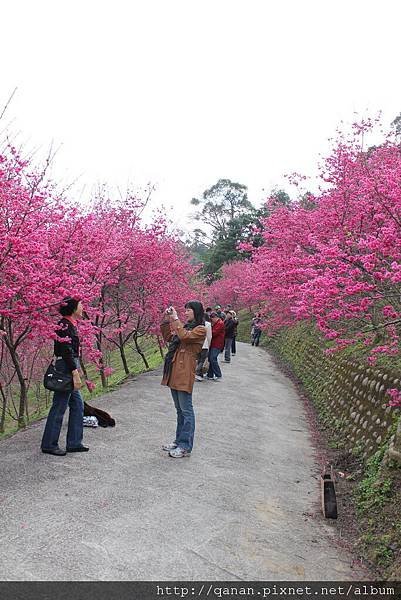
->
[[269, 324, 401, 460]]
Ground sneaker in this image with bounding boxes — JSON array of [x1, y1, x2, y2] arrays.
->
[[169, 447, 191, 458], [206, 376, 215, 381], [195, 375, 204, 381], [214, 376, 222, 382], [162, 442, 177, 451]]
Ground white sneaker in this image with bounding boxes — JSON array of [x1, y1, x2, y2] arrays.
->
[[162, 442, 177, 451], [169, 447, 191, 458], [195, 375, 204, 381]]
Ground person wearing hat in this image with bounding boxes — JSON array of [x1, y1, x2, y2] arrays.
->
[[160, 301, 206, 458], [214, 305, 226, 320]]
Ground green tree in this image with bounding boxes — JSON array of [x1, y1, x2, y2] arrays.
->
[[391, 112, 401, 136], [187, 181, 293, 278], [191, 179, 253, 240]]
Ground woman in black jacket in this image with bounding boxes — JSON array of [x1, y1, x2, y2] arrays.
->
[[41, 297, 88, 456]]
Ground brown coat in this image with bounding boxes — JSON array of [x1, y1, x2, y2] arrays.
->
[[160, 319, 206, 394]]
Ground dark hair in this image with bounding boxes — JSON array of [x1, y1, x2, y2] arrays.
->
[[210, 311, 218, 318], [205, 307, 212, 313], [59, 297, 80, 316], [184, 301, 204, 326]]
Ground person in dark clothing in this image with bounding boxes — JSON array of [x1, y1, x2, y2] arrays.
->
[[223, 311, 236, 363], [251, 314, 262, 347], [207, 312, 225, 380], [214, 305, 226, 320], [230, 310, 238, 355], [41, 297, 89, 456]]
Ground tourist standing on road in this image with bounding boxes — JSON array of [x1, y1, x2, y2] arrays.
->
[[207, 312, 225, 380], [230, 310, 238, 356], [160, 301, 206, 458], [41, 297, 88, 456], [195, 313, 212, 381], [214, 305, 226, 320], [223, 311, 236, 363], [251, 313, 263, 347]]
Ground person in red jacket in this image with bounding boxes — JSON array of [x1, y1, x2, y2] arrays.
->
[[207, 312, 225, 380]]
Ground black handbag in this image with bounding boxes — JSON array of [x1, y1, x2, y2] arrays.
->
[[43, 360, 73, 392]]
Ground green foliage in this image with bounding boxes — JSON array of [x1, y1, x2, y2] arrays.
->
[[183, 228, 210, 265], [191, 178, 252, 240], [187, 180, 291, 277], [201, 211, 261, 275], [355, 446, 392, 513], [391, 112, 401, 136], [187, 180, 296, 278], [269, 188, 291, 208]]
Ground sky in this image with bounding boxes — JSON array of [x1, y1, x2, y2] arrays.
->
[[1, 0, 401, 232]]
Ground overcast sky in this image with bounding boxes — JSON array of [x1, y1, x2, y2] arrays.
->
[[1, 0, 400, 231]]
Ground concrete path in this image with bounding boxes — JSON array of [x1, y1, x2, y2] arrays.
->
[[0, 343, 365, 581]]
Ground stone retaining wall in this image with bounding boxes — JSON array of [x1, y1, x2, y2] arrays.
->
[[269, 324, 401, 461]]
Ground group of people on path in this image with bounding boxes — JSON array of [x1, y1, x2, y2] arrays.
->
[[194, 305, 239, 382], [40, 296, 259, 461]]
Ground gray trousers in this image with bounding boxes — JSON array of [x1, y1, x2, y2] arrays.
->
[[224, 337, 233, 362], [196, 348, 209, 376]]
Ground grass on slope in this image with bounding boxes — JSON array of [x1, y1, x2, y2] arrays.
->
[[0, 336, 163, 440]]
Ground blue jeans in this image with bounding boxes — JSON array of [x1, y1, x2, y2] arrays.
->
[[41, 359, 84, 450], [207, 347, 222, 378], [170, 389, 195, 452]]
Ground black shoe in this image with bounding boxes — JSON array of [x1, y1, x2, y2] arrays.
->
[[67, 445, 89, 453], [41, 447, 67, 456]]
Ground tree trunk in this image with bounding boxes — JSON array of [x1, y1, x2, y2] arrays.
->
[[133, 336, 149, 369], [119, 333, 130, 375], [157, 335, 165, 358], [0, 383, 6, 434], [6, 344, 28, 428], [80, 359, 89, 381], [96, 335, 107, 388]]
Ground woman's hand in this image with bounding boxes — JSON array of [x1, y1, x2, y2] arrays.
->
[[72, 370, 82, 390]]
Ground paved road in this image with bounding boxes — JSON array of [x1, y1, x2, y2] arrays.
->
[[0, 343, 366, 581]]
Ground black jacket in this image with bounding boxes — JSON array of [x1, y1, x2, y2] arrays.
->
[[232, 318, 238, 337], [54, 318, 80, 372], [224, 318, 236, 339]]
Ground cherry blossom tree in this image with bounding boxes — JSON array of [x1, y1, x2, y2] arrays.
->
[[214, 119, 401, 363]]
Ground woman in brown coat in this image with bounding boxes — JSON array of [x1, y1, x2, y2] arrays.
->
[[160, 301, 206, 458]]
